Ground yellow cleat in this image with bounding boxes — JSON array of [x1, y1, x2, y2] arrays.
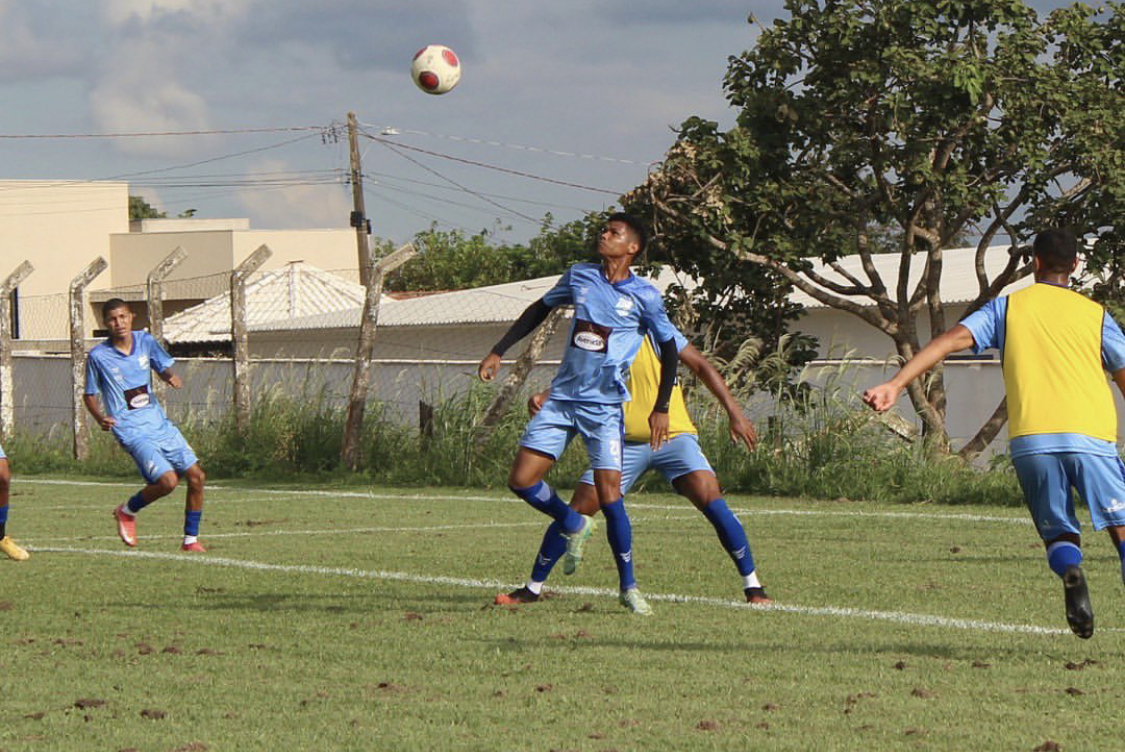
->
[[0, 535, 29, 561]]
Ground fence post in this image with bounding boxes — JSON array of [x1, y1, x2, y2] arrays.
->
[[473, 307, 566, 451], [231, 245, 272, 432], [71, 257, 108, 460], [0, 261, 34, 442], [341, 242, 416, 470], [147, 246, 187, 402]]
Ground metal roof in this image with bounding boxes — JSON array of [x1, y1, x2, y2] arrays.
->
[[162, 262, 379, 343]]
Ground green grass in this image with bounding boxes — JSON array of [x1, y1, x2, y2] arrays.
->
[[2, 477, 1123, 751]]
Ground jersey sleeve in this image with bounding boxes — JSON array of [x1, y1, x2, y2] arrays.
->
[[638, 287, 678, 344], [541, 267, 574, 307], [959, 298, 1005, 354], [83, 352, 101, 396], [147, 335, 175, 373], [1102, 312, 1125, 373]]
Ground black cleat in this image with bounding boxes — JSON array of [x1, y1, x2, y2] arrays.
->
[[1062, 566, 1094, 639], [744, 586, 772, 604], [494, 586, 541, 605]]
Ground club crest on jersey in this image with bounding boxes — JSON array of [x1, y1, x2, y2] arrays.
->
[[614, 296, 634, 316], [137, 354, 149, 370], [571, 319, 610, 353]]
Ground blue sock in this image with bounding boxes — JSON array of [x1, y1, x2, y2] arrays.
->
[[1117, 540, 1125, 583], [126, 491, 150, 515], [1046, 540, 1082, 578], [510, 481, 582, 532], [184, 510, 202, 537], [703, 499, 756, 577], [602, 498, 636, 591], [0, 504, 7, 538], [530, 521, 567, 583]]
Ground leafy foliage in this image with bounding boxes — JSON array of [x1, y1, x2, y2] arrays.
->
[[626, 0, 1124, 454]]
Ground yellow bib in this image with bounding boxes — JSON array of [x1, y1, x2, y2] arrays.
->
[[621, 337, 696, 442], [1003, 284, 1116, 441]]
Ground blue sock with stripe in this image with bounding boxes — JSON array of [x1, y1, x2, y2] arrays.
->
[[125, 491, 150, 515], [184, 509, 202, 537], [703, 499, 756, 577], [1046, 540, 1082, 578], [510, 481, 582, 532], [530, 521, 567, 584], [602, 498, 636, 591]]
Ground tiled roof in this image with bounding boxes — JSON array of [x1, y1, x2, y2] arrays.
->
[[163, 262, 380, 343]]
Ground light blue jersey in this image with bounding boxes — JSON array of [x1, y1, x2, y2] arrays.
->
[[542, 263, 678, 404], [84, 331, 176, 444]]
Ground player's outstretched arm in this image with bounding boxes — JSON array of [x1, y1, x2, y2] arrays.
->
[[862, 324, 976, 412], [158, 369, 183, 389], [678, 344, 757, 451], [479, 299, 553, 382], [648, 337, 679, 450]]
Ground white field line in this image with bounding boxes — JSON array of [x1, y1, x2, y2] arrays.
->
[[19, 478, 1033, 526], [30, 545, 1089, 637]]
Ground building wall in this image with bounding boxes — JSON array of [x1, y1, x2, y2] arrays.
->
[[798, 303, 978, 361]]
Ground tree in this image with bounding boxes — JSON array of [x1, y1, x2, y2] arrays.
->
[[129, 195, 165, 220], [626, 0, 1123, 457]]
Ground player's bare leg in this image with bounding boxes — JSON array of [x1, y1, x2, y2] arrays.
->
[[1107, 525, 1125, 586], [180, 464, 207, 552]]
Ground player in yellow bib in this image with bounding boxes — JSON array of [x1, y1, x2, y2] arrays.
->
[[864, 229, 1125, 639], [495, 329, 770, 612]]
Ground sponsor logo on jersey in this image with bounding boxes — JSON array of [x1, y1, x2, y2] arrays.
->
[[124, 384, 151, 410], [571, 319, 611, 353]]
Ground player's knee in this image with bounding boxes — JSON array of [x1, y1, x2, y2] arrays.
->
[[154, 472, 179, 495], [186, 464, 206, 489]]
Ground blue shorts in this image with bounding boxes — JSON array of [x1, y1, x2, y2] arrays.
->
[[577, 433, 713, 492], [520, 398, 623, 472], [117, 421, 199, 484], [1012, 452, 1125, 540]]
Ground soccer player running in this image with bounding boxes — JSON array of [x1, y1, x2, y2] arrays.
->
[[478, 213, 680, 615], [0, 445, 29, 561], [84, 299, 208, 553], [495, 334, 772, 606], [863, 229, 1125, 639]]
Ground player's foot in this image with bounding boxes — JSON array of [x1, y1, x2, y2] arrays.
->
[[113, 505, 137, 547], [562, 515, 596, 575], [1062, 566, 1093, 639], [619, 588, 653, 616], [745, 586, 772, 604], [494, 586, 540, 605], [180, 540, 206, 553], [0, 536, 29, 561]]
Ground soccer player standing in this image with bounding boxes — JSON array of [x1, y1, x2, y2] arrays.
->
[[84, 299, 208, 552], [0, 445, 29, 561], [478, 213, 680, 615], [496, 333, 772, 606], [864, 229, 1125, 639]]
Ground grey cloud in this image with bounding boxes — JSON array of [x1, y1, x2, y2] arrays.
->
[[0, 3, 102, 82], [597, 0, 775, 26]]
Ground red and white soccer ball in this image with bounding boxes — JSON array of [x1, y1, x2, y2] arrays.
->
[[411, 44, 461, 95]]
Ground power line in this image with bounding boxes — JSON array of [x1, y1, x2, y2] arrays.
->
[[0, 125, 327, 140]]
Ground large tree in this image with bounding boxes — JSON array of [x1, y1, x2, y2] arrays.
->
[[626, 0, 1123, 456]]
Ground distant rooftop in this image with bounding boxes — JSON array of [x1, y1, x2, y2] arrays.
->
[[128, 217, 251, 233]]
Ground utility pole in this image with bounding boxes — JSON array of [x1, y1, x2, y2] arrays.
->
[[347, 112, 371, 288]]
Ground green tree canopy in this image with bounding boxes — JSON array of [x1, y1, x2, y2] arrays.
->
[[626, 0, 1123, 456]]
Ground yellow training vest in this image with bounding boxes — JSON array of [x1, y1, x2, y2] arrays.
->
[[622, 336, 696, 442], [1003, 284, 1116, 441]]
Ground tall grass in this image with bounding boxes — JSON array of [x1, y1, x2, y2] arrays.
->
[[5, 362, 1025, 504]]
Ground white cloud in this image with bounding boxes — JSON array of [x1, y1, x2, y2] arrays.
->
[[234, 160, 352, 228]]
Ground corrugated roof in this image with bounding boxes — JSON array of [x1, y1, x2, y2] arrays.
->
[[163, 262, 380, 343]]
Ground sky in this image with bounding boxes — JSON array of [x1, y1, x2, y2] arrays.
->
[[0, 0, 1078, 247]]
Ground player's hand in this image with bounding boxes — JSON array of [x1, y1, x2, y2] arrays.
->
[[96, 415, 116, 431], [527, 390, 549, 417], [478, 353, 502, 382], [728, 412, 757, 452], [166, 373, 183, 389], [862, 383, 900, 412], [648, 410, 670, 450]]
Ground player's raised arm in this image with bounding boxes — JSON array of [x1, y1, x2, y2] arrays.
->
[[678, 344, 757, 451], [478, 298, 554, 381], [647, 336, 679, 450], [862, 324, 976, 412]]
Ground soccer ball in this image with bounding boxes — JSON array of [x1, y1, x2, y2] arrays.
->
[[411, 45, 461, 95]]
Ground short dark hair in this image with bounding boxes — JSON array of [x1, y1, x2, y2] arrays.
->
[[1033, 229, 1079, 274], [101, 298, 131, 320], [607, 211, 647, 255]]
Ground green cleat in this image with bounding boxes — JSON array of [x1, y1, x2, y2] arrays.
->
[[562, 514, 596, 575], [619, 588, 653, 616]]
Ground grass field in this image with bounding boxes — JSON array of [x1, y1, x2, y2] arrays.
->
[[2, 477, 1123, 752]]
